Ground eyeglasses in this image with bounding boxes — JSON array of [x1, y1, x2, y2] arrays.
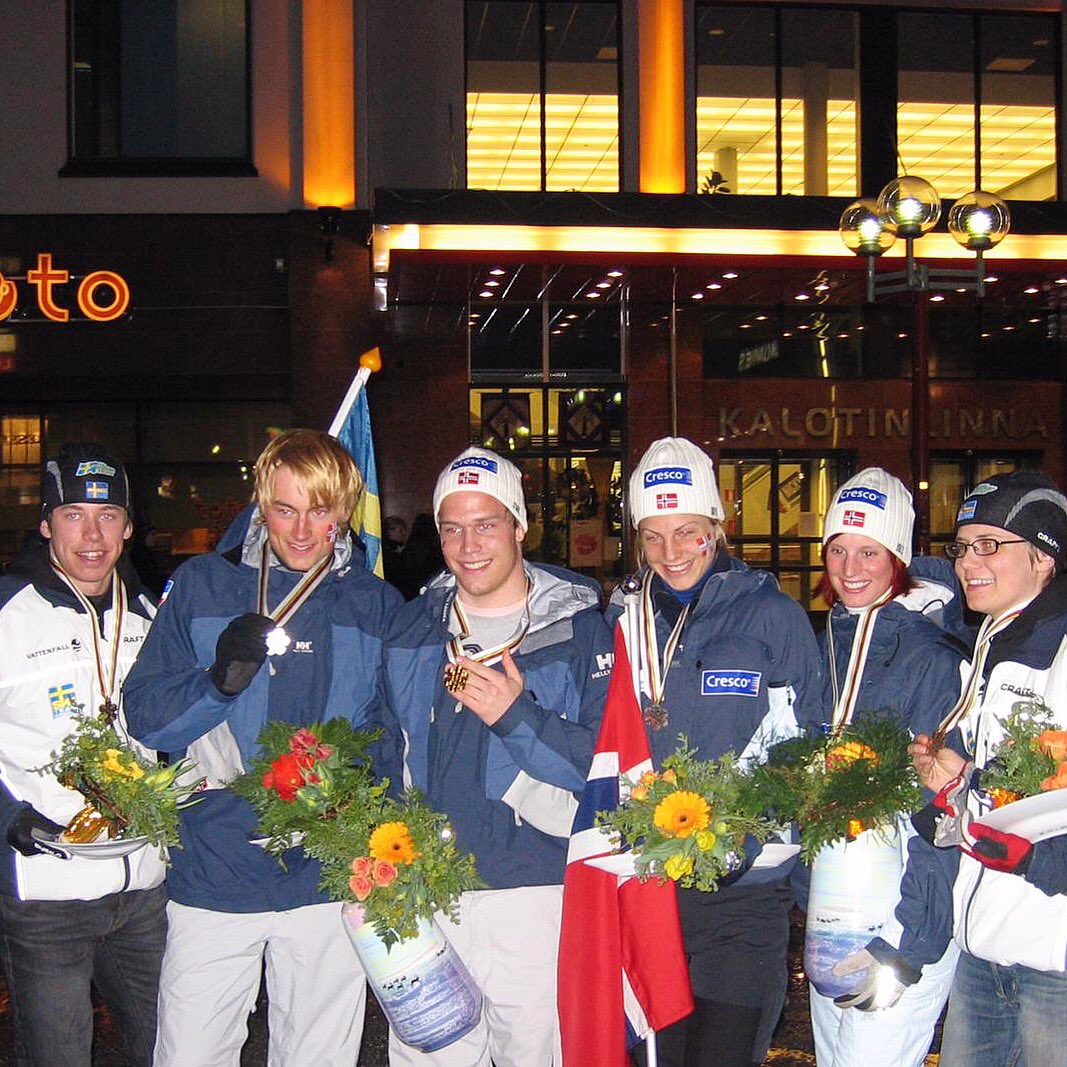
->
[[943, 537, 1028, 560]]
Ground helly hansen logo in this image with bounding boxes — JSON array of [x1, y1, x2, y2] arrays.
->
[[644, 467, 693, 488], [592, 652, 615, 679], [656, 493, 678, 510], [458, 471, 480, 485], [701, 670, 761, 697], [843, 509, 865, 528], [452, 456, 497, 474], [292, 640, 314, 654], [839, 487, 886, 509]]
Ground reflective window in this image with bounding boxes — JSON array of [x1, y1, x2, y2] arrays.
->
[[68, 0, 250, 172], [466, 0, 620, 191], [898, 11, 1056, 201], [695, 5, 857, 197]]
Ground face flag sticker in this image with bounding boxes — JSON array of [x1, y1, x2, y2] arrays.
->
[[75, 461, 117, 477], [656, 492, 678, 510], [326, 522, 338, 544], [842, 509, 865, 527], [694, 534, 713, 554], [84, 481, 109, 500], [159, 578, 174, 605], [458, 471, 480, 485]]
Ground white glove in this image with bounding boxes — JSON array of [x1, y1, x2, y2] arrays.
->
[[832, 945, 920, 1012]]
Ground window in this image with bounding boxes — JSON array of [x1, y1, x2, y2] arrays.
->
[[695, 5, 858, 197], [466, 0, 621, 191], [66, 0, 252, 176], [898, 11, 1056, 201]]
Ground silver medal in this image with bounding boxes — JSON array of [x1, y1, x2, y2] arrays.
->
[[265, 626, 291, 657]]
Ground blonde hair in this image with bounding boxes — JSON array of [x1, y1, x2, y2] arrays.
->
[[634, 517, 727, 566], [253, 430, 363, 528]]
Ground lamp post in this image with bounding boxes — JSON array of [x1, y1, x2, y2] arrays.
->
[[839, 178, 1010, 554]]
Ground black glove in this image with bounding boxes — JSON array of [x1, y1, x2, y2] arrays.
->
[[6, 807, 69, 859], [833, 939, 921, 1012], [211, 613, 275, 696]]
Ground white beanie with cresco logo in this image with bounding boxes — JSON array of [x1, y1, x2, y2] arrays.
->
[[822, 467, 914, 565], [629, 437, 725, 527], [433, 447, 528, 532]]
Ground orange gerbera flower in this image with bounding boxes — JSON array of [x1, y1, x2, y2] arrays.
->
[[368, 821, 418, 865], [988, 787, 1023, 808], [826, 741, 880, 771], [1038, 730, 1067, 764], [653, 790, 710, 839], [1041, 762, 1067, 793]]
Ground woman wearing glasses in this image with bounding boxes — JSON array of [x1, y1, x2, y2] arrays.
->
[[808, 468, 965, 1067], [608, 437, 823, 1067]]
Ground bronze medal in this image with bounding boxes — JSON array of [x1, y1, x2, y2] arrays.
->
[[643, 702, 669, 731], [443, 664, 469, 694], [98, 699, 118, 724]]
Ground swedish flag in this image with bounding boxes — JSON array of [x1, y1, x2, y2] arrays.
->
[[332, 350, 384, 578]]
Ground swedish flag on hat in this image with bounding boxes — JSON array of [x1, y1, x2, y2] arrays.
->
[[629, 437, 724, 527], [42, 443, 129, 517]]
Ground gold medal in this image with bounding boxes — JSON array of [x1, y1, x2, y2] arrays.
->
[[443, 664, 469, 693]]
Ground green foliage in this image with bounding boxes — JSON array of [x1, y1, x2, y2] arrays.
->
[[303, 789, 482, 949], [596, 736, 777, 893], [228, 719, 382, 856], [746, 715, 923, 861], [981, 699, 1060, 800], [36, 709, 203, 854]]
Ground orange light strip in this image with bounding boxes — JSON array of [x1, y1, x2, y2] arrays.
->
[[638, 0, 685, 193], [373, 223, 1067, 271], [302, 2, 355, 208]]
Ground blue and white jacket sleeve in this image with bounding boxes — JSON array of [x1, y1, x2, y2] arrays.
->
[[892, 833, 959, 969], [123, 567, 238, 753]]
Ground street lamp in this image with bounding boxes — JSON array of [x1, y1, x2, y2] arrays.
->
[[838, 177, 1011, 553]]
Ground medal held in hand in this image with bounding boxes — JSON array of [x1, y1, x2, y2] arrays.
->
[[443, 664, 469, 694]]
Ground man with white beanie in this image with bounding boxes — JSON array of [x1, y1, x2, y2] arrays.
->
[[806, 467, 965, 1067], [602, 437, 823, 1067], [374, 446, 614, 1066]]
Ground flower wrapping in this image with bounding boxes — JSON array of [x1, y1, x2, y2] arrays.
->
[[981, 698, 1067, 804]]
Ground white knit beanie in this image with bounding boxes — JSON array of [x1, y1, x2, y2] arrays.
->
[[822, 467, 914, 565], [433, 447, 528, 532], [629, 438, 725, 527]]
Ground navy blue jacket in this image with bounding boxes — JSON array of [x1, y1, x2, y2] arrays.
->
[[124, 513, 401, 912], [375, 562, 613, 890]]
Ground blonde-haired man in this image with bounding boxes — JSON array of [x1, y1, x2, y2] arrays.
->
[[125, 429, 401, 1066]]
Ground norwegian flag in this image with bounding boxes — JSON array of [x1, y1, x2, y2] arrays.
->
[[843, 509, 865, 527], [458, 471, 480, 485], [558, 627, 693, 1064], [656, 492, 678, 510]]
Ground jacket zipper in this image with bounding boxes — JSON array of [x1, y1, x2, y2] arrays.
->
[[961, 862, 985, 956]]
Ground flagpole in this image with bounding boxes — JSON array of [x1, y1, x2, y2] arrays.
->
[[327, 348, 382, 438]]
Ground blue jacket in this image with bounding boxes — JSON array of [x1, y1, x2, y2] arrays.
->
[[123, 511, 401, 913], [375, 562, 613, 890], [818, 583, 967, 971]]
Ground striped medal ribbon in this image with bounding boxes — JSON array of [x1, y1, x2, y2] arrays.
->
[[257, 542, 334, 659], [825, 587, 895, 733], [639, 573, 690, 731], [443, 579, 531, 697], [50, 559, 127, 723], [930, 607, 1023, 750]]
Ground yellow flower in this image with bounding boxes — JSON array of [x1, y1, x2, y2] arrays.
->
[[660, 769, 677, 784], [653, 790, 710, 839], [826, 741, 879, 771], [368, 821, 418, 865], [695, 830, 717, 851], [630, 784, 649, 802], [664, 854, 694, 880], [100, 749, 145, 781]]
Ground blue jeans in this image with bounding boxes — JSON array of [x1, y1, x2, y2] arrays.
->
[[941, 950, 1067, 1067], [0, 885, 167, 1067]]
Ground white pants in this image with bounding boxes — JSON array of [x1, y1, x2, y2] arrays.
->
[[388, 885, 563, 1067], [810, 941, 959, 1067], [155, 901, 367, 1067]]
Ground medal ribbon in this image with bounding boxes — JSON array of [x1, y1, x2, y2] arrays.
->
[[640, 573, 690, 709], [50, 559, 127, 719], [930, 607, 1024, 747], [826, 587, 895, 733], [446, 579, 531, 669], [257, 543, 334, 627]]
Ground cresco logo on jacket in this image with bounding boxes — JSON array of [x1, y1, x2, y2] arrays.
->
[[701, 670, 761, 697], [643, 467, 692, 488]]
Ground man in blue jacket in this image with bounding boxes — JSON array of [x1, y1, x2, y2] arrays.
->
[[376, 447, 614, 1066], [124, 429, 401, 1066]]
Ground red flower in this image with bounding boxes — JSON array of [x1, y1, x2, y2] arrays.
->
[[289, 728, 333, 763], [261, 752, 305, 802]]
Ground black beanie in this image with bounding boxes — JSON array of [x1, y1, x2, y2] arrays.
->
[[956, 470, 1067, 572], [42, 443, 130, 517]]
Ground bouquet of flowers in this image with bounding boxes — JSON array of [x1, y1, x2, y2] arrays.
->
[[302, 791, 482, 947], [37, 710, 204, 851], [595, 737, 776, 892], [229, 720, 382, 855], [746, 716, 923, 860], [981, 698, 1067, 806]]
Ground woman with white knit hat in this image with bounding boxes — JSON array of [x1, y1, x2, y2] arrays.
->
[[807, 468, 965, 1067], [606, 437, 823, 1067]]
